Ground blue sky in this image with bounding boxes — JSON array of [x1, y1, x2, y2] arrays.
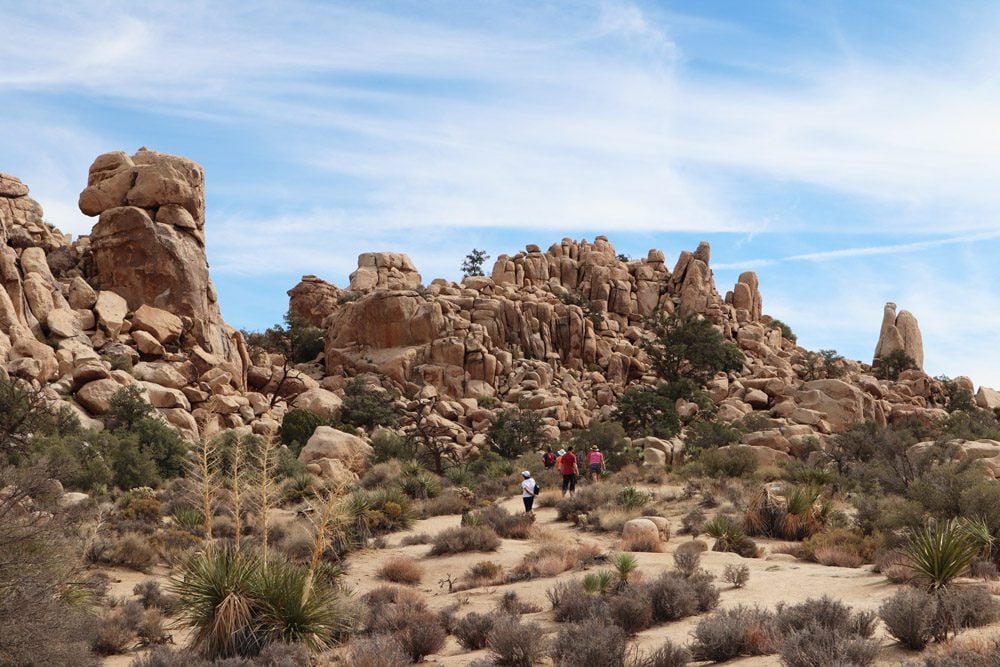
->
[[3, 1, 1000, 388]]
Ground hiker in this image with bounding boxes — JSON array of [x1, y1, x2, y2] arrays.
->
[[559, 446, 578, 497], [521, 470, 538, 514], [587, 445, 605, 482], [542, 446, 556, 469], [554, 448, 566, 470]]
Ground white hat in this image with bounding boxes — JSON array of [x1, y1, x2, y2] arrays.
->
[[521, 470, 531, 478], [557, 449, 566, 456]]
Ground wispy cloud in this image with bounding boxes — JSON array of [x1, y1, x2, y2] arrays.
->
[[715, 230, 1000, 269]]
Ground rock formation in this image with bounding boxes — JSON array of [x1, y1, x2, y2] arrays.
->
[[873, 302, 923, 369], [0, 148, 988, 482]]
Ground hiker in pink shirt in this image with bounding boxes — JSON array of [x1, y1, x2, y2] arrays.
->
[[586, 445, 605, 482]]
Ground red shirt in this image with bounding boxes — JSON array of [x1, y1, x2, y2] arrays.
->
[[560, 454, 578, 475]]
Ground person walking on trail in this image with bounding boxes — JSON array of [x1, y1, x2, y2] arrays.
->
[[587, 445, 605, 482], [555, 448, 566, 471], [521, 470, 538, 514], [542, 446, 556, 469], [559, 446, 578, 497]]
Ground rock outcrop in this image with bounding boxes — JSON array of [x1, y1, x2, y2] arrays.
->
[[873, 302, 923, 369]]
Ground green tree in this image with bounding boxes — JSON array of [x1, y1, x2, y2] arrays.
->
[[340, 378, 399, 430], [461, 249, 490, 278], [0, 373, 79, 465], [242, 312, 325, 407], [642, 313, 744, 385], [612, 386, 680, 438], [486, 409, 546, 459], [876, 349, 918, 381]]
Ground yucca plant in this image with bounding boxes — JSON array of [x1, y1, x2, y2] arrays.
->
[[173, 506, 205, 534], [904, 519, 980, 591], [612, 552, 639, 586], [252, 557, 351, 650], [582, 570, 616, 595], [780, 486, 822, 540], [169, 546, 261, 659], [705, 515, 746, 553], [616, 486, 651, 509], [744, 486, 783, 538], [959, 516, 994, 562]]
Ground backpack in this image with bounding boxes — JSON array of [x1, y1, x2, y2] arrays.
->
[[534, 483, 541, 495]]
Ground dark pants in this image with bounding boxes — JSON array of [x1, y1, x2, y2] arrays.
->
[[523, 496, 534, 513], [562, 474, 577, 494]]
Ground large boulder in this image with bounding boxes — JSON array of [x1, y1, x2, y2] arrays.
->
[[793, 379, 867, 433], [293, 387, 343, 419], [298, 426, 373, 473], [873, 302, 923, 369], [976, 386, 1000, 410], [622, 518, 661, 544], [131, 304, 183, 343]]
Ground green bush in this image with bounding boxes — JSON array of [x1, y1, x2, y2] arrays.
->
[[612, 386, 680, 438], [487, 409, 547, 459], [279, 409, 323, 452], [698, 447, 758, 477], [340, 378, 398, 430]]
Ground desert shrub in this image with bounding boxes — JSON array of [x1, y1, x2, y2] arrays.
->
[[879, 588, 939, 649], [548, 582, 606, 623], [370, 430, 417, 463], [420, 490, 470, 516], [429, 525, 501, 555], [910, 639, 1000, 667], [278, 409, 322, 453], [366, 598, 445, 662], [281, 472, 318, 504], [360, 460, 402, 490], [723, 563, 750, 588], [681, 508, 706, 536], [345, 635, 410, 667], [376, 556, 423, 585], [936, 585, 999, 634], [354, 486, 416, 534], [89, 532, 158, 571], [673, 540, 703, 577], [645, 572, 699, 622], [572, 420, 639, 470], [454, 611, 496, 650], [687, 421, 742, 455], [550, 619, 628, 667], [340, 378, 399, 430], [466, 559, 504, 582], [555, 483, 619, 522], [121, 492, 163, 522], [465, 504, 534, 539], [635, 641, 691, 667], [699, 447, 758, 477], [488, 615, 546, 667], [612, 385, 681, 438], [93, 602, 143, 655], [608, 593, 653, 635], [775, 596, 877, 638], [622, 532, 661, 552], [876, 349, 918, 380], [616, 485, 651, 509], [690, 605, 779, 662], [496, 590, 542, 615], [134, 580, 177, 613], [582, 570, 616, 595], [779, 626, 879, 667], [801, 528, 882, 567], [399, 532, 431, 546]]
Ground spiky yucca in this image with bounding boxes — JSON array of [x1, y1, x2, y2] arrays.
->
[[582, 570, 616, 595], [170, 546, 349, 659], [612, 552, 640, 586], [904, 519, 980, 591]]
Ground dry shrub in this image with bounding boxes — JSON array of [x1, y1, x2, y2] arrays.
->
[[133, 580, 177, 613], [399, 532, 431, 546], [690, 605, 780, 662], [513, 542, 601, 579], [466, 559, 504, 583], [621, 533, 661, 553], [814, 545, 865, 568], [723, 563, 750, 588], [673, 541, 704, 577], [376, 556, 424, 585], [937, 585, 999, 632], [779, 626, 879, 667], [681, 508, 706, 536], [912, 637, 1000, 667], [556, 484, 620, 522], [636, 641, 691, 667], [548, 582, 607, 623], [454, 611, 496, 650], [608, 593, 653, 635], [550, 619, 627, 667], [465, 504, 535, 539], [488, 615, 547, 666], [428, 526, 501, 556], [93, 600, 169, 655], [879, 588, 938, 650], [591, 507, 642, 533], [364, 591, 446, 662], [775, 596, 878, 639], [497, 590, 542, 615], [347, 634, 410, 667], [874, 549, 913, 584], [89, 532, 158, 572], [645, 573, 699, 622], [420, 490, 470, 517]]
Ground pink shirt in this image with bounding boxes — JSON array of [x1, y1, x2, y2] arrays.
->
[[587, 451, 604, 465]]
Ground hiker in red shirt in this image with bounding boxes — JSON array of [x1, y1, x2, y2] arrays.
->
[[587, 445, 605, 482], [559, 446, 578, 497]]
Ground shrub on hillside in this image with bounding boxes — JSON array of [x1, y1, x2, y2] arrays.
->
[[690, 605, 779, 662], [340, 378, 399, 430], [428, 526, 501, 556], [454, 612, 495, 650], [488, 615, 546, 667], [376, 556, 423, 585], [549, 619, 628, 667]]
